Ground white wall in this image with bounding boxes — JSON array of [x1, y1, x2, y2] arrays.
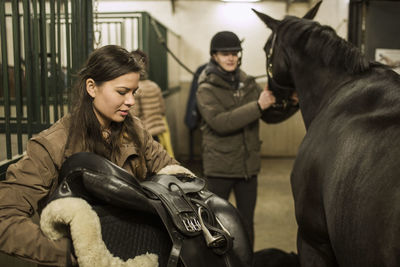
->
[[98, 0, 349, 83]]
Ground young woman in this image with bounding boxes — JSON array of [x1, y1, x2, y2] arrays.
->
[[0, 45, 179, 266], [196, 31, 277, 248]]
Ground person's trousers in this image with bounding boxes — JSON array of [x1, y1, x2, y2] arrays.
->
[[206, 175, 258, 249]]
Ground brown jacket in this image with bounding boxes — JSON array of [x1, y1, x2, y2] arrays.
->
[[132, 79, 166, 136], [0, 115, 177, 266]]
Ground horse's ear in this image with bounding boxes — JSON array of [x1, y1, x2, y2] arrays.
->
[[252, 8, 279, 31], [303, 0, 322, 20]]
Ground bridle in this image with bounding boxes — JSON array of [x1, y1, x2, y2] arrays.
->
[[266, 33, 277, 80], [266, 33, 297, 109]]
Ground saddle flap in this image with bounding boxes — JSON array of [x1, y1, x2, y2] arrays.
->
[[142, 181, 202, 236], [82, 171, 156, 214]]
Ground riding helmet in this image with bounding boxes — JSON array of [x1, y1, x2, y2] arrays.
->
[[210, 31, 242, 55]]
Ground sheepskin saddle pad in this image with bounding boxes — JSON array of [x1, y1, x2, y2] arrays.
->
[[40, 152, 254, 267]]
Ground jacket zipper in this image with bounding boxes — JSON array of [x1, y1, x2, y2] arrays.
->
[[242, 130, 249, 179], [234, 82, 250, 179]]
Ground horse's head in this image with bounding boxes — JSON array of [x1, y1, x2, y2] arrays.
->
[[252, 1, 322, 110]]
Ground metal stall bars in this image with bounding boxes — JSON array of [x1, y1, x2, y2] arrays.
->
[[0, 0, 93, 180]]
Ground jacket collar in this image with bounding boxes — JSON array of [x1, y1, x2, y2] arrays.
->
[[199, 63, 250, 91], [205, 59, 240, 89], [115, 141, 139, 167], [64, 132, 139, 168]]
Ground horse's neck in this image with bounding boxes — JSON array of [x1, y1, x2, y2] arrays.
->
[[292, 59, 350, 129]]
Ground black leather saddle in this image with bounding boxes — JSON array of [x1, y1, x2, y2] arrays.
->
[[45, 152, 253, 267]]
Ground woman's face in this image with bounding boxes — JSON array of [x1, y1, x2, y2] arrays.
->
[[213, 51, 239, 72], [86, 72, 140, 128]]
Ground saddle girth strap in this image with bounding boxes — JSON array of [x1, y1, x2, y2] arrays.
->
[[145, 196, 183, 267]]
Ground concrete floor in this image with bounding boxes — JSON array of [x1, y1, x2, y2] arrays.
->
[[253, 158, 297, 254]]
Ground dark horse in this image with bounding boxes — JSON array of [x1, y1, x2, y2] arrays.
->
[[253, 2, 400, 266]]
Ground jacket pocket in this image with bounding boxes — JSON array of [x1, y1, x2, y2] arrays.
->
[[203, 142, 242, 175], [247, 140, 262, 151]]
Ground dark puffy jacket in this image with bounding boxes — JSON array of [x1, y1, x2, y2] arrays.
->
[[196, 66, 263, 178]]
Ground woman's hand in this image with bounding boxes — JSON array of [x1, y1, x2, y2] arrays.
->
[[291, 91, 299, 106], [258, 85, 276, 110]]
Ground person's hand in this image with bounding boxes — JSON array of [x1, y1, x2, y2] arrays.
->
[[291, 91, 299, 106], [258, 86, 276, 110]]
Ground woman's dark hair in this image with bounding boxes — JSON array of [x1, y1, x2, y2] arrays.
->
[[68, 45, 146, 178], [131, 49, 149, 80]]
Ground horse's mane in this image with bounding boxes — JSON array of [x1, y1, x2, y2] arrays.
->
[[280, 16, 370, 74]]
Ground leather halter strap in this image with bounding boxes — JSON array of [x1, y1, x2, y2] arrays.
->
[[267, 32, 297, 109]]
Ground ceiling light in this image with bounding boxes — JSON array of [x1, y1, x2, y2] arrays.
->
[[222, 0, 261, 2]]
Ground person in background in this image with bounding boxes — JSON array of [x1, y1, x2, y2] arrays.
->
[[131, 49, 174, 157], [0, 45, 181, 266], [196, 31, 277, 248]]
